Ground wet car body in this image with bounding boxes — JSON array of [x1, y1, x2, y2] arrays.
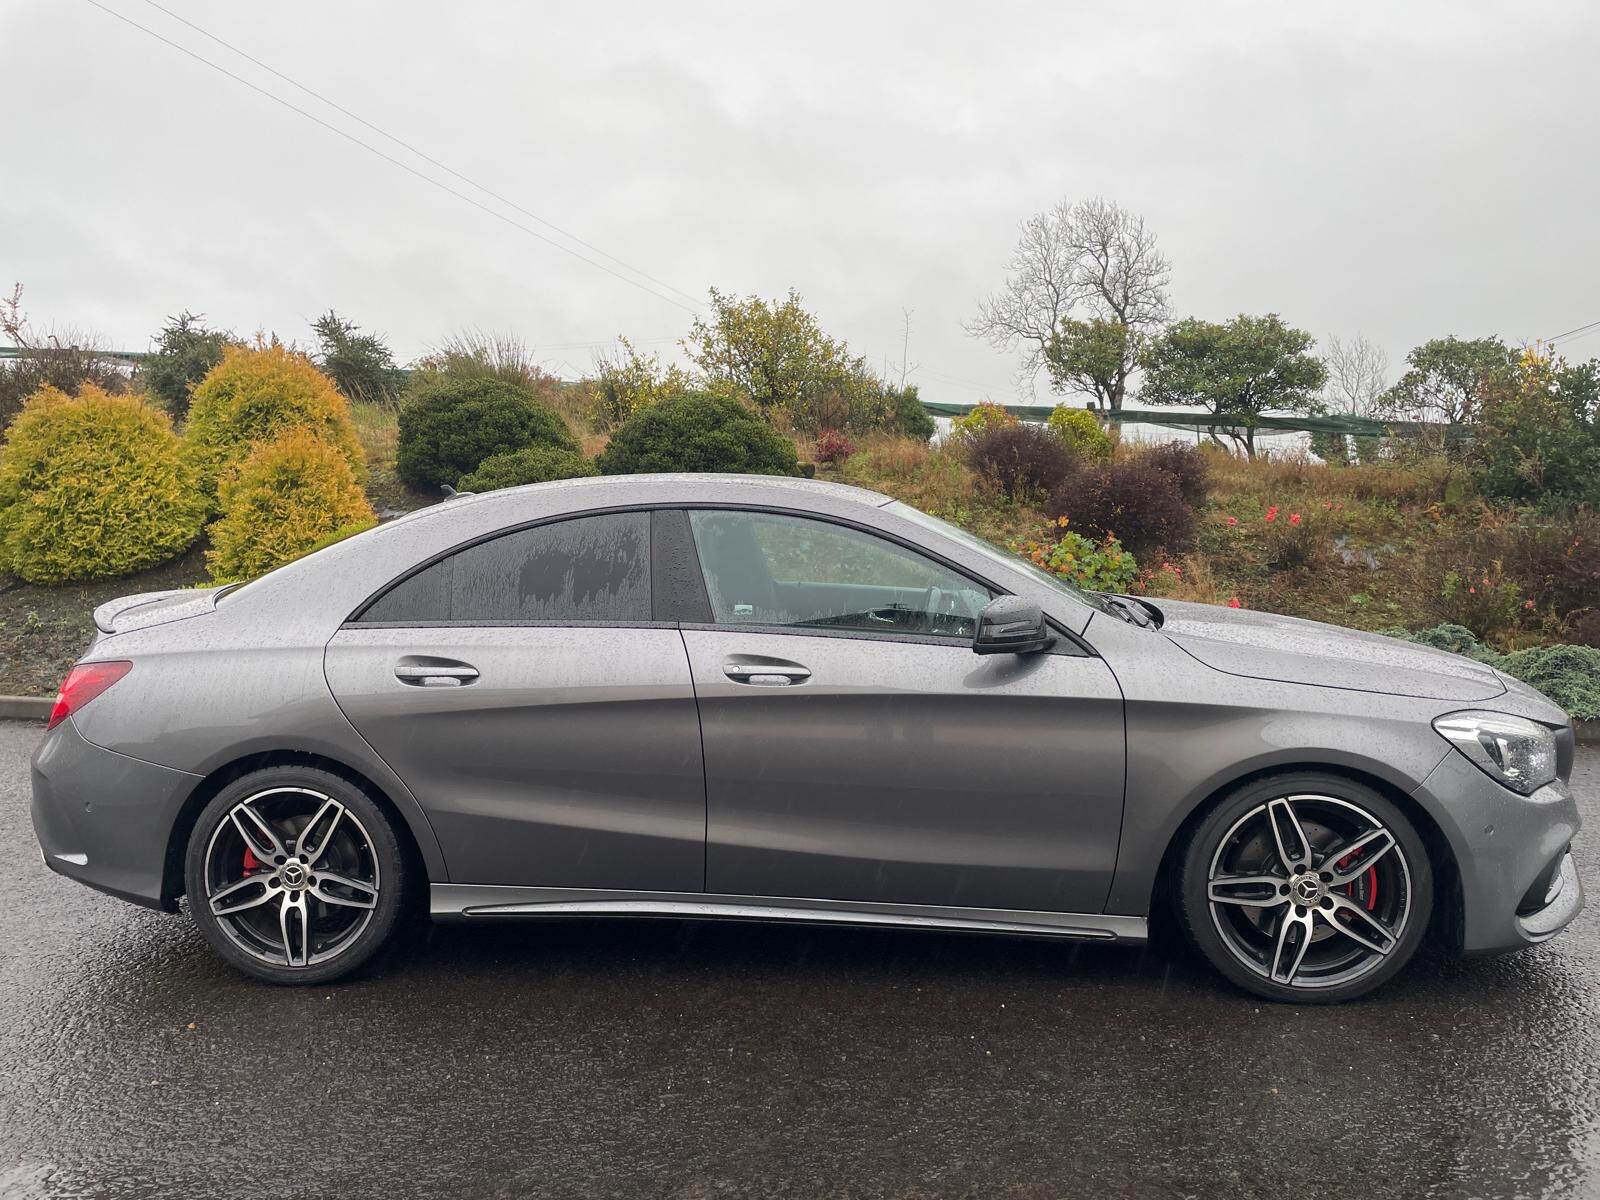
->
[[30, 474, 1583, 999]]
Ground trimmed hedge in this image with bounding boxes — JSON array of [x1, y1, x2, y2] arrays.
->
[[0, 384, 204, 584], [206, 427, 376, 582], [597, 391, 799, 477], [458, 444, 599, 492], [185, 345, 365, 507], [397, 376, 576, 490]]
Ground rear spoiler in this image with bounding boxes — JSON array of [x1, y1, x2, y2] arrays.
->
[[93, 586, 231, 635]]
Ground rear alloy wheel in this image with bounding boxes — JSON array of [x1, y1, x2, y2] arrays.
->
[[1179, 774, 1433, 1003], [185, 767, 408, 984]]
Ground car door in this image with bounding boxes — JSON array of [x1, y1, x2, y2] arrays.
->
[[324, 509, 705, 892], [677, 508, 1126, 915]]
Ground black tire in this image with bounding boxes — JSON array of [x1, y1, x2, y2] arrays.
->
[[1178, 772, 1433, 1004], [185, 766, 409, 985]]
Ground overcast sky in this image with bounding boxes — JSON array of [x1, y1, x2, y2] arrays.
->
[[3, 0, 1597, 404]]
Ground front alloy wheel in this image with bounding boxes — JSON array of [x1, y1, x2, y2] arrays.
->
[[1181, 775, 1433, 1003], [186, 767, 407, 984]]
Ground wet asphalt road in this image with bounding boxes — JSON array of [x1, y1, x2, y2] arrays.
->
[[1, 721, 1597, 1200]]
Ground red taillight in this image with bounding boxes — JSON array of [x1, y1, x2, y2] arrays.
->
[[47, 661, 132, 731]]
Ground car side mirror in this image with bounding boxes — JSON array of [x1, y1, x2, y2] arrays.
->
[[972, 596, 1053, 655]]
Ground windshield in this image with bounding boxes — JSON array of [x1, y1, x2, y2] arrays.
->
[[885, 501, 1114, 615]]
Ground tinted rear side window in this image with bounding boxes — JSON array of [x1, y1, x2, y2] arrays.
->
[[359, 511, 651, 624]]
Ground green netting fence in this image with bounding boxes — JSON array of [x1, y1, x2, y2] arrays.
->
[[916, 401, 1456, 439]]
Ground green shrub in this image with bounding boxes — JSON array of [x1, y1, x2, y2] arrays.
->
[[1378, 622, 1502, 663], [458, 445, 599, 492], [1499, 644, 1600, 720], [139, 312, 240, 419], [206, 427, 376, 582], [311, 310, 406, 405], [1048, 460, 1195, 558], [396, 375, 576, 490], [185, 345, 365, 507], [589, 336, 693, 431], [0, 384, 205, 584], [1013, 522, 1138, 592], [948, 400, 1017, 442], [886, 385, 936, 441], [1047, 406, 1112, 461], [596, 391, 799, 476]]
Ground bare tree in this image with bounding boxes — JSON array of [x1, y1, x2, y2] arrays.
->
[[967, 197, 1170, 401], [1323, 333, 1389, 416], [0, 283, 130, 428]]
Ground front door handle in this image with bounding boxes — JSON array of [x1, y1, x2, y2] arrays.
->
[[723, 661, 811, 686], [394, 660, 480, 687]]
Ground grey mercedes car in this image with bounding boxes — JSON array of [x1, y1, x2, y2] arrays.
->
[[30, 474, 1584, 1001]]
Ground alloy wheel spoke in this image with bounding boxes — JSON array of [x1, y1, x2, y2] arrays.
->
[[1270, 906, 1317, 985], [1208, 874, 1288, 909], [1320, 827, 1397, 886], [1267, 798, 1313, 872], [279, 893, 310, 967], [310, 871, 378, 910], [294, 797, 345, 865], [231, 803, 287, 863], [1322, 894, 1398, 955], [209, 873, 276, 917]]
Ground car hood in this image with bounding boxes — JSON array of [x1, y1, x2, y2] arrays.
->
[[1154, 599, 1507, 702]]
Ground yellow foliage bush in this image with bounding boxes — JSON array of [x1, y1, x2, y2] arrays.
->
[[1047, 405, 1113, 460], [0, 384, 205, 584], [185, 345, 365, 507], [206, 427, 376, 582], [948, 400, 1018, 441]]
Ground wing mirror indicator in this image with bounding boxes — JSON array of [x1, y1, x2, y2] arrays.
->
[[972, 597, 1053, 655]]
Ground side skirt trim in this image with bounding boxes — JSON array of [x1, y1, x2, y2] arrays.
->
[[430, 884, 1147, 943]]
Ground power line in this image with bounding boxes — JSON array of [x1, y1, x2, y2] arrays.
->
[[80, 2, 1014, 403], [1554, 323, 1600, 349], [1545, 318, 1600, 343], [135, 0, 706, 311], [81, 0, 703, 316]]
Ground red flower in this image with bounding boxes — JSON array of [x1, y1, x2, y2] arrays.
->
[[1226, 515, 1239, 527], [1468, 586, 1477, 594], [1524, 599, 1536, 610], [1227, 597, 1242, 608], [1289, 513, 1302, 526]]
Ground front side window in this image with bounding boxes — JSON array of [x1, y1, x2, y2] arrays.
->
[[359, 511, 651, 624], [688, 510, 992, 640]]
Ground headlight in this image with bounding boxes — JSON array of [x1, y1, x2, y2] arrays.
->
[[1433, 711, 1558, 795]]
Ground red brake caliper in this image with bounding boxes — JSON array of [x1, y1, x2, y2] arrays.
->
[[1338, 853, 1379, 911], [243, 846, 261, 873]]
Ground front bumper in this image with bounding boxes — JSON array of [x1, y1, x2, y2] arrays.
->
[[30, 717, 202, 911], [1516, 851, 1583, 942], [1414, 749, 1584, 954]]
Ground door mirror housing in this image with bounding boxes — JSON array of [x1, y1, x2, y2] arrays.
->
[[973, 596, 1053, 655]]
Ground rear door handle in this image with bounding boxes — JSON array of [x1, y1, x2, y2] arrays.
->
[[394, 660, 479, 687], [723, 662, 811, 686]]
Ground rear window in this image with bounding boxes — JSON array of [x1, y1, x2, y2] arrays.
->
[[358, 511, 651, 624]]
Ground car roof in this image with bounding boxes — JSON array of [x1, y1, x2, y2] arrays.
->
[[445, 472, 896, 515]]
